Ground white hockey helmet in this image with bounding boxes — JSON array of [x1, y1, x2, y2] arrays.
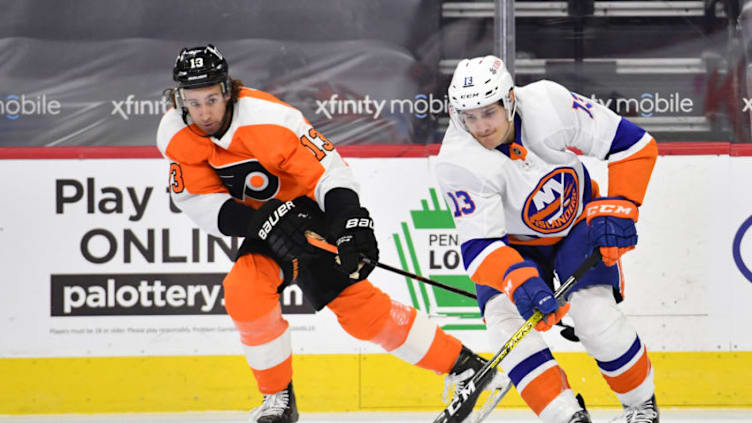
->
[[448, 55, 516, 125]]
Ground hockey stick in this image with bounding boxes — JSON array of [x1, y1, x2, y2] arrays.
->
[[304, 231, 476, 299], [305, 231, 580, 342], [433, 248, 602, 423], [304, 231, 516, 419]]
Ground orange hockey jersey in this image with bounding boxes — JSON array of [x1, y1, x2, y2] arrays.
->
[[156, 87, 358, 237]]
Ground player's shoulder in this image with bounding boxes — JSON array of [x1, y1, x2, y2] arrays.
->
[[436, 124, 498, 186], [515, 80, 578, 135], [156, 109, 211, 163], [236, 87, 307, 129], [156, 108, 185, 155], [238, 87, 295, 108], [516, 79, 571, 105]]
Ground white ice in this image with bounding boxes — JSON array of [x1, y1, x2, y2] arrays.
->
[[1, 409, 751, 423]]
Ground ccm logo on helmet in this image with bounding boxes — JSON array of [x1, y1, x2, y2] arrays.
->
[[258, 201, 295, 240]]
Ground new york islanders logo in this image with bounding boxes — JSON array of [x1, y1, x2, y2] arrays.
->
[[522, 168, 579, 234]]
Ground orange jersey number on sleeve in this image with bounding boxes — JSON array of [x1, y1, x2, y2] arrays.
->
[[299, 128, 334, 161], [169, 162, 185, 193]]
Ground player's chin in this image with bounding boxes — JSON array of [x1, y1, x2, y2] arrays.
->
[[477, 134, 503, 149], [199, 123, 218, 133]]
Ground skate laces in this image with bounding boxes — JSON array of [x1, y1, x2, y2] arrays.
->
[[612, 398, 658, 423], [441, 368, 475, 403], [257, 390, 290, 418]]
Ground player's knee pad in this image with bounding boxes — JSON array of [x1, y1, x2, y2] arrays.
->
[[568, 285, 635, 358], [483, 293, 549, 372]]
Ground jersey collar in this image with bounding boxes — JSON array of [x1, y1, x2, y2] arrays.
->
[[495, 114, 524, 158]]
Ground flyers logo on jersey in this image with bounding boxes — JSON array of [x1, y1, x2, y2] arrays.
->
[[522, 168, 579, 234], [213, 160, 280, 201]]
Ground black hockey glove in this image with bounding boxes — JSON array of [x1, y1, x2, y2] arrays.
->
[[330, 207, 379, 281], [249, 199, 318, 262]]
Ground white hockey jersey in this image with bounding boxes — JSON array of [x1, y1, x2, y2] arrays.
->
[[434, 80, 657, 290]]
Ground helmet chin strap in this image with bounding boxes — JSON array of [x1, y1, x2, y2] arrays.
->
[[499, 121, 514, 145], [500, 95, 517, 143]]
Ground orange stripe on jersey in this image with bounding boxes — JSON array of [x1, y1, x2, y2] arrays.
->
[[251, 355, 293, 394], [508, 235, 563, 246], [601, 347, 651, 394], [520, 365, 571, 415], [617, 260, 626, 299], [608, 138, 658, 206], [471, 247, 525, 292], [414, 327, 462, 375], [591, 178, 601, 199]]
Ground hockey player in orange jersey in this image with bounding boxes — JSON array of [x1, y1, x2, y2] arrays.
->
[[156, 44, 498, 423], [434, 56, 661, 423]]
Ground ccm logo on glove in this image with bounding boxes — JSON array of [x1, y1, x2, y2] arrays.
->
[[257, 201, 295, 240], [345, 218, 374, 229], [585, 200, 638, 222]]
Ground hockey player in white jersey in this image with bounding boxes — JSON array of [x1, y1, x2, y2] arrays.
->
[[434, 55, 660, 423]]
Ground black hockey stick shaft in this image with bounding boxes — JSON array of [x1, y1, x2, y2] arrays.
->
[[433, 248, 602, 423], [305, 231, 476, 299], [360, 256, 476, 299], [306, 232, 580, 339]]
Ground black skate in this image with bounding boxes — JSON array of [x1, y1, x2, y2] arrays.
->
[[441, 345, 498, 423], [250, 382, 298, 423], [568, 410, 592, 423], [611, 394, 659, 423], [569, 393, 592, 423]]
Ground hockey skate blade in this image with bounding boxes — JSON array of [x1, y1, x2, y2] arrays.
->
[[468, 372, 513, 423], [248, 406, 262, 423]]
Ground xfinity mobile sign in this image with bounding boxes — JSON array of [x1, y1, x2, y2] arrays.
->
[[587, 91, 694, 117], [312, 91, 696, 121]]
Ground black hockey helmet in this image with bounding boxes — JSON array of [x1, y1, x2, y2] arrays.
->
[[173, 44, 229, 92]]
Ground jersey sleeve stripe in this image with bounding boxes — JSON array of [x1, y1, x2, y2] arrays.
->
[[607, 136, 658, 205], [462, 238, 507, 274], [464, 242, 525, 291], [606, 117, 647, 158]]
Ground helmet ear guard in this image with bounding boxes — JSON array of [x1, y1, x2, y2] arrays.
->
[[447, 55, 516, 130]]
